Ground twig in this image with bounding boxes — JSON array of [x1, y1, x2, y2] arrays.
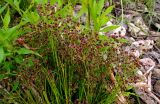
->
[[117, 92, 126, 104], [147, 91, 160, 103], [153, 92, 160, 98], [149, 31, 160, 36], [110, 70, 116, 84], [109, 69, 127, 104], [147, 72, 152, 91], [0, 85, 9, 94], [144, 65, 155, 76], [154, 45, 160, 54]]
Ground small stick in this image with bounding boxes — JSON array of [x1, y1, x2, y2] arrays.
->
[[154, 45, 160, 54], [147, 91, 160, 103], [110, 69, 116, 84], [144, 65, 155, 76], [147, 72, 152, 91], [117, 92, 126, 104]]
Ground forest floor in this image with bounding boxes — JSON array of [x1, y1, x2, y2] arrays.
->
[[109, 0, 160, 103]]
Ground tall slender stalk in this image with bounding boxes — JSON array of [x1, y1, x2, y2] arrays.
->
[[120, 0, 124, 24], [87, 1, 91, 29]]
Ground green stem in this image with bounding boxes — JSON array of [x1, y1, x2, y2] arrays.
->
[[87, 3, 91, 29]]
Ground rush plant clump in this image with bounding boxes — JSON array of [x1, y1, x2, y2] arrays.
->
[[1, 2, 140, 104]]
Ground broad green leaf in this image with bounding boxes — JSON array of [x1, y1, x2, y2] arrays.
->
[[101, 5, 115, 17], [96, 16, 110, 31], [90, 0, 97, 21], [16, 48, 35, 54], [0, 21, 26, 50], [4, 0, 14, 6], [97, 0, 105, 15], [2, 8, 10, 29], [22, 11, 40, 24], [17, 48, 42, 57], [99, 35, 108, 41], [50, 0, 56, 5], [14, 0, 20, 7], [2, 25, 22, 42], [100, 25, 119, 32], [99, 16, 110, 27], [4, 0, 14, 5], [4, 0, 22, 15], [0, 46, 5, 63]]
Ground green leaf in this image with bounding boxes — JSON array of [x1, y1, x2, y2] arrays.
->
[[100, 25, 119, 32], [16, 48, 42, 57], [123, 92, 136, 97], [1, 24, 23, 43], [117, 38, 128, 43], [100, 46, 110, 52], [55, 4, 71, 17], [16, 48, 34, 54], [12, 81, 19, 92], [22, 11, 40, 24], [0, 74, 6, 80], [101, 5, 115, 17], [75, 2, 87, 19], [4, 0, 14, 6], [2, 7, 10, 29], [96, 16, 110, 31], [99, 16, 110, 27], [97, 0, 105, 15], [27, 59, 34, 67], [99, 35, 115, 43], [4, 0, 22, 15], [57, 0, 63, 7], [35, 0, 48, 4], [50, 0, 56, 5], [90, 0, 97, 21], [43, 91, 51, 104], [14, 0, 21, 12], [0, 46, 5, 63], [100, 88, 118, 104], [126, 85, 134, 90], [99, 35, 108, 41], [15, 56, 23, 64], [0, 3, 8, 14], [4, 0, 14, 5]]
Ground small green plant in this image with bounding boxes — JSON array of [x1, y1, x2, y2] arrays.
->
[[76, 0, 119, 33], [0, 0, 42, 87]]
